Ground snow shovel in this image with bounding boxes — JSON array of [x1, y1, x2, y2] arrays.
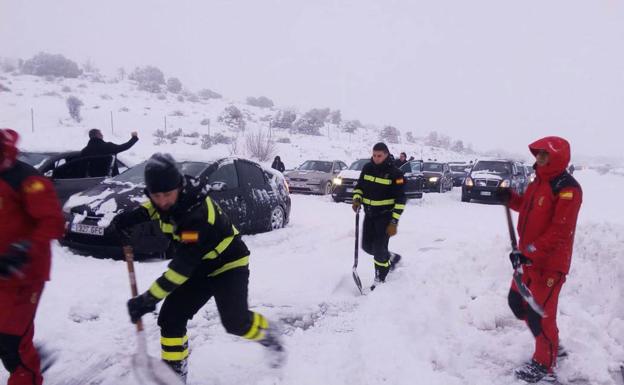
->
[[123, 246, 185, 385], [504, 206, 545, 317], [352, 209, 364, 295]]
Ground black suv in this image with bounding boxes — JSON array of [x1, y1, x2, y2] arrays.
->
[[448, 162, 471, 187], [421, 162, 453, 193], [461, 160, 528, 203]]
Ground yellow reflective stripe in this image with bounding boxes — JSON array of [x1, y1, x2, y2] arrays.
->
[[160, 222, 180, 241], [164, 269, 188, 285], [394, 204, 406, 210], [161, 335, 188, 347], [206, 197, 216, 225], [392, 212, 401, 220], [141, 201, 158, 219], [149, 282, 168, 299], [374, 260, 390, 267], [208, 256, 249, 277], [362, 198, 395, 206], [353, 189, 363, 194], [162, 349, 189, 361], [242, 312, 269, 340], [202, 226, 240, 260], [363, 174, 392, 185]]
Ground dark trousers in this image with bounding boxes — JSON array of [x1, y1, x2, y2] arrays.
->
[[362, 211, 392, 281]]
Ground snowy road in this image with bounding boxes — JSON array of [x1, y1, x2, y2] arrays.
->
[[2, 170, 623, 385]]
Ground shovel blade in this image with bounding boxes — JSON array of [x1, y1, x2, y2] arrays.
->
[[352, 267, 364, 295]]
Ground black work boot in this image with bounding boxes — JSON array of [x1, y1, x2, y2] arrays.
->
[[389, 253, 402, 270], [259, 323, 286, 369], [514, 360, 556, 383], [164, 358, 188, 383]]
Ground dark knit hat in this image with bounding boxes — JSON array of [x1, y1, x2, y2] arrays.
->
[[372, 142, 389, 153], [144, 153, 183, 193]]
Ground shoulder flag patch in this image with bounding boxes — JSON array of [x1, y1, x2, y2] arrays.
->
[[559, 191, 574, 200], [24, 180, 45, 194], [395, 178, 404, 185], [181, 231, 199, 243]]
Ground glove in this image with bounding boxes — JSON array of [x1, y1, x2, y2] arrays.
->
[[386, 220, 398, 237], [127, 291, 159, 323], [498, 187, 512, 204], [509, 251, 531, 270], [0, 241, 31, 279], [352, 198, 361, 213]]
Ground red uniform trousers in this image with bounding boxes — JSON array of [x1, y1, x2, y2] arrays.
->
[[0, 283, 44, 385], [508, 266, 565, 371]]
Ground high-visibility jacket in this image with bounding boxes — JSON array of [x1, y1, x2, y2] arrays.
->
[[353, 158, 406, 221]]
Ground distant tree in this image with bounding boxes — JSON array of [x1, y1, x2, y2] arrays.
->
[[406, 131, 416, 143], [425, 131, 440, 147], [439, 134, 451, 149], [22, 52, 82, 78], [271, 110, 297, 129], [198, 88, 222, 100], [66, 96, 83, 122], [292, 108, 330, 135], [451, 140, 465, 153], [166, 77, 183, 94], [379, 125, 400, 144], [129, 66, 165, 93], [117, 67, 126, 81], [218, 106, 246, 131], [246, 96, 274, 108], [329, 110, 342, 125], [341, 120, 360, 133]]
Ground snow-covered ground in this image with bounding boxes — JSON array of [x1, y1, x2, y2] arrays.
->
[[1, 170, 622, 385]]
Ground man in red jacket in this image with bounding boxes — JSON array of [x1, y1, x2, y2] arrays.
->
[[0, 129, 65, 385], [505, 136, 582, 383]]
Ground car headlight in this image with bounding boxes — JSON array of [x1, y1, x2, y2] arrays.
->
[[500, 179, 511, 188], [428, 177, 439, 182], [464, 177, 474, 187], [529, 174, 536, 183], [333, 177, 342, 185]]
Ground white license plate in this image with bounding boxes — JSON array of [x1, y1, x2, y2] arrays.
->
[[480, 191, 492, 196], [71, 223, 105, 236], [346, 188, 353, 193]]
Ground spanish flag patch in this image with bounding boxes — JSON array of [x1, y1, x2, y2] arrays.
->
[[559, 191, 574, 200], [395, 178, 405, 185], [24, 180, 45, 194], [181, 231, 199, 243]]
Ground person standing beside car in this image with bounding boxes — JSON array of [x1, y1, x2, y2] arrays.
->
[[394, 152, 408, 168], [501, 136, 582, 383], [80, 128, 138, 176], [110, 153, 285, 383], [0, 129, 65, 385], [352, 142, 406, 288], [271, 156, 285, 173]]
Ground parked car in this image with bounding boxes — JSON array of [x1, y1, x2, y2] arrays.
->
[[461, 159, 528, 203], [18, 151, 128, 203], [284, 160, 347, 195], [421, 162, 453, 193], [448, 162, 471, 187], [398, 160, 425, 199], [331, 158, 369, 202], [61, 157, 291, 260], [525, 164, 536, 183]]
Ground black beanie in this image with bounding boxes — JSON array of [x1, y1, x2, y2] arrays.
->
[[373, 142, 389, 153], [144, 153, 183, 193]]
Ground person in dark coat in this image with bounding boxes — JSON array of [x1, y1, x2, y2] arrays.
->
[[80, 129, 138, 177], [394, 152, 408, 168], [271, 156, 285, 173]]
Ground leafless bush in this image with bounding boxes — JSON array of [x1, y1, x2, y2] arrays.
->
[[245, 131, 276, 161], [66, 95, 83, 122]]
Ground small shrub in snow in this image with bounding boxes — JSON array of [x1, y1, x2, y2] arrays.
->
[[198, 88, 222, 100], [406, 131, 416, 143], [43, 91, 61, 97], [379, 125, 400, 144], [212, 133, 233, 145], [271, 110, 297, 129], [292, 108, 330, 135], [45, 75, 55, 82], [341, 120, 361, 133], [100, 94, 112, 100], [170, 110, 184, 117], [218, 106, 246, 131], [22, 52, 81, 78], [200, 118, 210, 126], [183, 131, 200, 138], [129, 66, 165, 93], [329, 110, 342, 125], [61, 85, 71, 93], [166, 77, 182, 94], [186, 93, 199, 103], [176, 95, 184, 102], [77, 83, 87, 88], [0, 84, 10, 92], [201, 135, 212, 149], [92, 105, 100, 109], [66, 95, 84, 122], [245, 131, 275, 162], [157, 93, 166, 100], [119, 107, 130, 112], [246, 96, 274, 108], [276, 137, 290, 144]]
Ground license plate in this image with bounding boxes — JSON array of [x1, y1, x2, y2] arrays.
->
[[346, 188, 353, 193], [71, 223, 105, 236], [480, 191, 492, 196]]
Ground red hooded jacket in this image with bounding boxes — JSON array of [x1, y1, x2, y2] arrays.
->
[[508, 136, 582, 274], [0, 129, 65, 286]]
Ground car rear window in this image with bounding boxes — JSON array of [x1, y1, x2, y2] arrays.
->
[[299, 161, 332, 173], [422, 163, 443, 172]]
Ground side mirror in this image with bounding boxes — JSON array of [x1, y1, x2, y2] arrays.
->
[[44, 170, 53, 178]]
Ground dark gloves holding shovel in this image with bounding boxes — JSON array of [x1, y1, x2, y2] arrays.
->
[[127, 291, 159, 323], [509, 250, 531, 270]]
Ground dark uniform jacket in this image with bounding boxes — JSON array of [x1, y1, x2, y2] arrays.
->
[[113, 177, 249, 300], [353, 157, 406, 221], [80, 136, 138, 176]]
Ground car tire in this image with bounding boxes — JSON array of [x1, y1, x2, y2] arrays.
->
[[332, 196, 343, 203], [269, 206, 286, 230], [461, 194, 470, 202], [323, 181, 332, 195]]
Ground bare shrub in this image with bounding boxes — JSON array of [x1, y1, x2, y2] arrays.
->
[[245, 131, 275, 161]]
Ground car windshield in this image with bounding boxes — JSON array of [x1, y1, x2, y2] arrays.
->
[[450, 165, 467, 172], [400, 161, 422, 173], [349, 159, 369, 171], [108, 161, 210, 185], [298, 161, 332, 173], [472, 161, 511, 174], [422, 163, 443, 172], [18, 152, 51, 168]]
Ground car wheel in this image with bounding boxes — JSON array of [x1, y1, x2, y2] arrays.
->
[[323, 181, 332, 195], [332, 196, 342, 203], [269, 206, 285, 230]]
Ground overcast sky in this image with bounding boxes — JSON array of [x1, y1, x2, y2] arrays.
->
[[1, 0, 623, 159]]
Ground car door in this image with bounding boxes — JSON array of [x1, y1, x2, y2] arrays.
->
[[236, 159, 273, 233], [48, 154, 115, 204], [204, 160, 250, 232]]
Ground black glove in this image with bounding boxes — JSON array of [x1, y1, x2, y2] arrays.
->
[[0, 241, 31, 279], [127, 291, 159, 323], [498, 188, 512, 204], [509, 251, 531, 270], [352, 198, 361, 213]]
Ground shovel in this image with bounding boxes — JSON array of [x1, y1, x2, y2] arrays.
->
[[352, 209, 364, 295]]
